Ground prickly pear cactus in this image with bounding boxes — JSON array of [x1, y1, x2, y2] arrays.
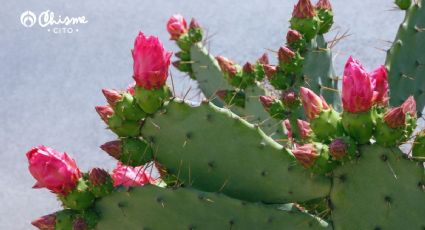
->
[[27, 1, 425, 230]]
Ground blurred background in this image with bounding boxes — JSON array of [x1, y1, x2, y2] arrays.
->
[[0, 0, 410, 229]]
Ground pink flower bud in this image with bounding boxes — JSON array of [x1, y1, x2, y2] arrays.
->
[[257, 53, 269, 65], [286, 29, 303, 44], [88, 168, 110, 186], [26, 146, 81, 195], [189, 18, 201, 29], [401, 96, 416, 117], [370, 65, 389, 106], [278, 46, 296, 64], [259, 96, 274, 110], [282, 89, 299, 107], [329, 138, 348, 159], [284, 119, 312, 140], [102, 89, 122, 107], [95, 105, 114, 124], [316, 0, 332, 10], [100, 140, 122, 159], [127, 82, 136, 95], [263, 64, 277, 79], [132, 32, 172, 90], [384, 107, 406, 129], [292, 144, 319, 168], [342, 56, 374, 113], [300, 87, 329, 120], [166, 14, 187, 40], [216, 56, 238, 77], [292, 0, 316, 19], [243, 62, 255, 74], [31, 213, 56, 230]]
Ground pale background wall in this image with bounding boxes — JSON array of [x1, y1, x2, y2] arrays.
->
[[0, 0, 411, 229]]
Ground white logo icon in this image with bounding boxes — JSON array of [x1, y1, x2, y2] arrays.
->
[[20, 11, 37, 28]]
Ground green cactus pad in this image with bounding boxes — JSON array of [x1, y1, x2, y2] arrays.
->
[[108, 114, 141, 137], [120, 138, 153, 166], [95, 185, 330, 230], [374, 116, 405, 147], [386, 1, 425, 115], [331, 144, 425, 230], [134, 86, 170, 114], [59, 179, 95, 211], [55, 209, 98, 230], [141, 100, 331, 203], [114, 93, 146, 121]]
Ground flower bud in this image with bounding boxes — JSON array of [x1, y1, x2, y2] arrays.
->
[[188, 18, 203, 43], [216, 56, 238, 77], [290, 0, 319, 40], [370, 65, 389, 106], [292, 143, 318, 168], [278, 46, 296, 64], [31, 213, 56, 230], [329, 138, 348, 160], [257, 53, 269, 65], [287, 29, 303, 44], [281, 89, 300, 108], [263, 64, 277, 79], [260, 96, 286, 119], [300, 87, 329, 120], [166, 14, 187, 40], [401, 96, 416, 117], [132, 32, 172, 90], [284, 119, 312, 141], [102, 89, 122, 107], [260, 96, 274, 109], [383, 107, 406, 129], [88, 168, 110, 186], [101, 138, 153, 166], [243, 62, 255, 74], [127, 82, 136, 95], [292, 0, 316, 18], [316, 0, 332, 10], [95, 105, 114, 124]]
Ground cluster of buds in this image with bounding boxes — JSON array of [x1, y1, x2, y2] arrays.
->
[[284, 119, 313, 141], [216, 53, 270, 90], [260, 90, 301, 120], [167, 15, 204, 78], [32, 209, 98, 230]]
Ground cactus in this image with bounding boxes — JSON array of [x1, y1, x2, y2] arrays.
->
[[28, 0, 425, 229]]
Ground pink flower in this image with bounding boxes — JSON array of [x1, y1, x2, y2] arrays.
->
[[31, 213, 56, 230], [384, 107, 406, 129], [300, 87, 329, 120], [292, 0, 316, 18], [401, 96, 416, 117], [166, 14, 187, 40], [111, 162, 161, 187], [284, 119, 312, 140], [342, 56, 374, 113], [370, 65, 388, 106], [132, 32, 172, 90], [292, 144, 319, 168], [26, 146, 81, 195]]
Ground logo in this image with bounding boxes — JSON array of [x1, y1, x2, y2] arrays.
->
[[20, 10, 88, 34], [20, 11, 37, 28]]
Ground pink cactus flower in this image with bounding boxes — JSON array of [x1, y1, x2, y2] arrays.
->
[[401, 96, 416, 117], [284, 119, 312, 140], [111, 162, 161, 187], [342, 56, 375, 113], [292, 0, 316, 18], [166, 14, 187, 40], [102, 89, 122, 107], [31, 213, 56, 230], [292, 143, 318, 168], [316, 0, 332, 10], [132, 32, 172, 90], [26, 146, 81, 195], [384, 107, 406, 129], [300, 87, 329, 120], [370, 65, 389, 106]]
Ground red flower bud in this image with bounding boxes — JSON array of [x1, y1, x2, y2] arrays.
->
[[259, 96, 274, 110], [282, 89, 299, 107], [286, 29, 303, 44], [166, 14, 187, 40], [257, 53, 269, 65], [316, 0, 332, 10], [263, 64, 277, 79], [100, 140, 122, 159], [300, 87, 329, 120], [88, 168, 110, 186], [401, 96, 416, 117], [284, 119, 312, 140], [26, 146, 81, 195], [292, 0, 316, 19], [384, 107, 406, 129], [95, 105, 114, 124], [102, 89, 122, 107], [189, 18, 201, 29], [278, 46, 296, 64], [243, 62, 255, 74], [216, 56, 238, 77], [292, 143, 319, 168], [31, 213, 56, 230], [329, 138, 348, 159], [132, 32, 172, 90]]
